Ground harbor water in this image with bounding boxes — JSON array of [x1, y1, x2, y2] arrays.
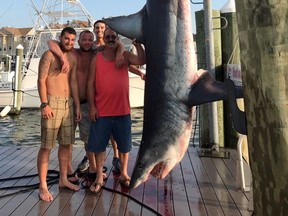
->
[[0, 107, 199, 147], [0, 108, 144, 147]]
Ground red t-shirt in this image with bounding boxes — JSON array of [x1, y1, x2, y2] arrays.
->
[[94, 52, 130, 117]]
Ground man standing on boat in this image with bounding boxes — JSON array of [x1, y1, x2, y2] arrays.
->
[[37, 27, 81, 202]]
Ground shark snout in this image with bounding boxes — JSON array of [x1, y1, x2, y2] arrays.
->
[[129, 157, 176, 189]]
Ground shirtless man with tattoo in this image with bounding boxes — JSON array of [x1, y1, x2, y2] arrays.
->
[[37, 27, 81, 202]]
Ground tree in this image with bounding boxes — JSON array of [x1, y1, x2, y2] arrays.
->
[[235, 1, 288, 215]]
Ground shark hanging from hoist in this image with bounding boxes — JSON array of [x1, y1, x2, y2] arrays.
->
[[104, 0, 244, 189]]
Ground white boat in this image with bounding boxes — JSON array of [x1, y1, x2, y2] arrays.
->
[[0, 58, 39, 108], [0, 0, 145, 110]]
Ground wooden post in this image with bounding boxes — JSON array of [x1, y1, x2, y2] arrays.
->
[[235, 1, 288, 214], [5, 55, 11, 72], [221, 0, 250, 162], [221, 3, 240, 147]]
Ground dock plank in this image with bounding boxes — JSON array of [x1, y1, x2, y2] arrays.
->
[[189, 148, 224, 216], [157, 176, 173, 216], [212, 157, 250, 216], [141, 169, 158, 216], [171, 162, 191, 216], [201, 157, 240, 216], [182, 149, 207, 216]]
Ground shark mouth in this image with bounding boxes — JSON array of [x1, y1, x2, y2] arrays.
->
[[150, 161, 173, 180]]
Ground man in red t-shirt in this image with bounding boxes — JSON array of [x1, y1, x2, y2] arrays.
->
[[87, 28, 145, 193]]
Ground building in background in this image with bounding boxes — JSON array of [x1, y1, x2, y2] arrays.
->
[[0, 27, 34, 60]]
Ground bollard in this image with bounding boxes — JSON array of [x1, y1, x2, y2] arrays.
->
[[5, 55, 11, 72], [11, 44, 24, 115]]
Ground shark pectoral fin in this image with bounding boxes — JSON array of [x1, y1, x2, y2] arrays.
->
[[103, 6, 146, 43], [188, 71, 228, 107], [226, 79, 247, 135]]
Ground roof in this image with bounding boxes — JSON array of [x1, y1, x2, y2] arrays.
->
[[0, 27, 33, 36]]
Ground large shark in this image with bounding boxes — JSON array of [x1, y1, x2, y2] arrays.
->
[[104, 0, 243, 189]]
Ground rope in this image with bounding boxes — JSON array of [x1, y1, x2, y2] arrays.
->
[[0, 170, 59, 198], [103, 185, 162, 216], [227, 37, 239, 65], [11, 88, 39, 98]]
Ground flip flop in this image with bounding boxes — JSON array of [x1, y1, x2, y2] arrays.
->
[[89, 182, 104, 194], [67, 172, 79, 184], [84, 166, 108, 181], [81, 172, 108, 189]]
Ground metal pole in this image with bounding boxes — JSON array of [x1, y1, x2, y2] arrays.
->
[[204, 0, 219, 150]]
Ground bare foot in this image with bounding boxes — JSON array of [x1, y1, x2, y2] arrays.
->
[[67, 172, 79, 184], [119, 175, 131, 187], [59, 179, 80, 191], [38, 187, 53, 202]]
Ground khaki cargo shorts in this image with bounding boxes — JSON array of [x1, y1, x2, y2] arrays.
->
[[41, 96, 75, 149]]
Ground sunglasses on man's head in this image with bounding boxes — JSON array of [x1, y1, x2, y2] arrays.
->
[[105, 35, 117, 40]]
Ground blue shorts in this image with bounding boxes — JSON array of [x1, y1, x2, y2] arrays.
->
[[87, 115, 132, 153]]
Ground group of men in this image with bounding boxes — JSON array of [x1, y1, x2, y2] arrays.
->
[[37, 20, 145, 201]]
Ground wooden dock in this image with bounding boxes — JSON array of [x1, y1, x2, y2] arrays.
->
[[0, 145, 253, 216]]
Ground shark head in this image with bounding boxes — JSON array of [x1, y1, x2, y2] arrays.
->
[[129, 114, 194, 189], [129, 143, 181, 189]]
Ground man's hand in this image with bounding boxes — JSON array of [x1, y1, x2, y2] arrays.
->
[[75, 107, 82, 122], [61, 57, 70, 73], [132, 39, 140, 46], [89, 107, 98, 122], [140, 72, 146, 80], [41, 105, 54, 119]]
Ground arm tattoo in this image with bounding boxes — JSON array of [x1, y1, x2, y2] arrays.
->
[[39, 52, 52, 78]]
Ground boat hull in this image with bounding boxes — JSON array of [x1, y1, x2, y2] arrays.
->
[[0, 74, 144, 109], [1, 56, 145, 109], [0, 88, 39, 108]]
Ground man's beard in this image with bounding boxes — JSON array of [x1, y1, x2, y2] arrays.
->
[[60, 44, 73, 52], [80, 47, 92, 52], [107, 41, 116, 45]]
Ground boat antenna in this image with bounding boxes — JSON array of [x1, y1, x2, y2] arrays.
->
[[0, 3, 14, 18]]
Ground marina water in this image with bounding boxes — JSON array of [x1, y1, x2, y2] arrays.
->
[[0, 108, 144, 147]]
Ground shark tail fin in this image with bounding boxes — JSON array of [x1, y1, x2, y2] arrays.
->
[[103, 6, 146, 44]]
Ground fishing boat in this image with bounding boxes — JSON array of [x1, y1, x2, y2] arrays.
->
[[0, 0, 145, 111]]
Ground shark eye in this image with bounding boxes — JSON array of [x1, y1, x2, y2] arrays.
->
[[137, 162, 144, 169]]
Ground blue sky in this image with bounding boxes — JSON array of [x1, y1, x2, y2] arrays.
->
[[0, 0, 226, 33]]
